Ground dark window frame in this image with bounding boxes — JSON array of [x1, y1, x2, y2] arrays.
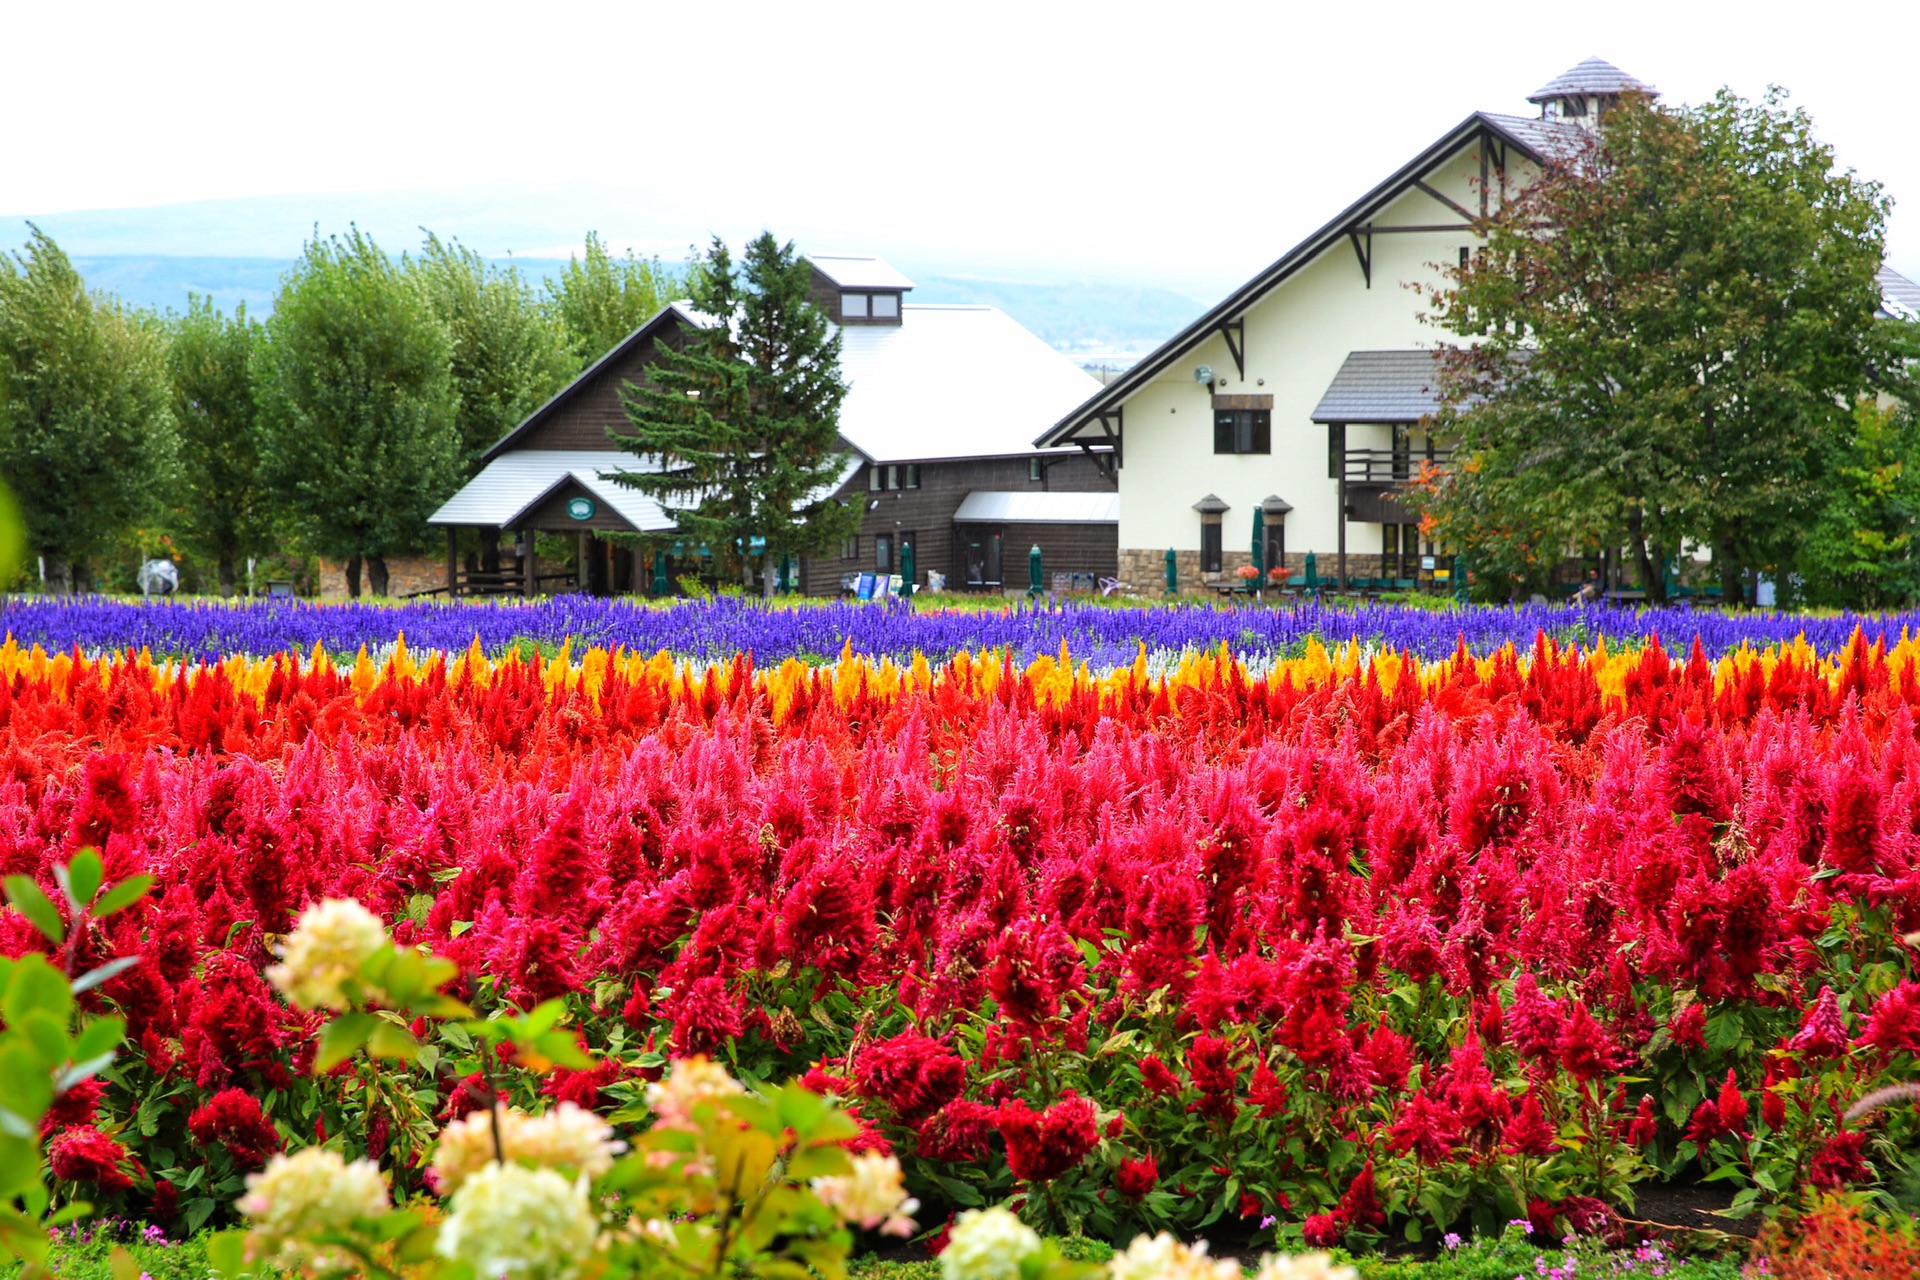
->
[[1200, 521, 1223, 573], [875, 534, 893, 575], [842, 292, 870, 318], [1327, 423, 1346, 479], [1213, 408, 1271, 455]]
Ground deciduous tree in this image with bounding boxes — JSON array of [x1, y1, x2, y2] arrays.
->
[[544, 232, 676, 370], [257, 229, 460, 598], [0, 226, 176, 592], [167, 296, 270, 595], [1417, 89, 1890, 603]]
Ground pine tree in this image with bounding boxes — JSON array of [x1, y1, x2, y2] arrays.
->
[[612, 233, 857, 593]]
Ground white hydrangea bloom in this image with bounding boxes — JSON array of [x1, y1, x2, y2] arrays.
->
[[813, 1151, 918, 1236], [429, 1103, 622, 1193], [238, 1148, 390, 1273], [266, 898, 389, 1011], [1109, 1232, 1241, 1280], [436, 1162, 599, 1280], [940, 1207, 1042, 1280], [1252, 1254, 1359, 1280], [644, 1056, 744, 1131]]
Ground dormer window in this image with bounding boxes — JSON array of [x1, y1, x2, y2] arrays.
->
[[842, 293, 869, 319], [807, 255, 914, 327], [871, 293, 898, 318]]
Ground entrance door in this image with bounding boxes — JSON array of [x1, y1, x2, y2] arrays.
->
[[961, 527, 1003, 588]]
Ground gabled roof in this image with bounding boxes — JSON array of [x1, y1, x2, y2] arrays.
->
[[480, 301, 706, 463], [839, 304, 1100, 464], [1528, 57, 1656, 103], [428, 451, 676, 532], [1036, 111, 1582, 449], [1879, 265, 1920, 321], [809, 254, 916, 290], [1311, 350, 1445, 423]]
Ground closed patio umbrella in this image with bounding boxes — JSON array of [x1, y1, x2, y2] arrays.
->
[[1250, 507, 1265, 600]]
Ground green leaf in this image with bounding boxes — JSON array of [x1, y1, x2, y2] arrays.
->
[[89, 875, 154, 921], [533, 1030, 592, 1069], [109, 1245, 142, 1280], [205, 1228, 250, 1278], [367, 1020, 422, 1062], [56, 1053, 118, 1093], [0, 1043, 52, 1127], [3, 877, 65, 944], [17, 1012, 70, 1069], [0, 1205, 48, 1265], [518, 999, 566, 1038], [314, 1013, 377, 1072], [73, 1017, 126, 1065], [65, 851, 104, 913]]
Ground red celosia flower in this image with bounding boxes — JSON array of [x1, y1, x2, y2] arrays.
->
[[916, 1099, 997, 1163], [1247, 1059, 1288, 1118], [48, 1125, 134, 1192], [1335, 1161, 1385, 1233], [1508, 972, 1564, 1062], [151, 1178, 179, 1222], [1623, 1096, 1658, 1147], [1557, 1002, 1617, 1082], [1858, 982, 1920, 1055], [1116, 1154, 1158, 1198], [1789, 987, 1850, 1059], [1761, 1087, 1786, 1131], [1301, 1213, 1345, 1247], [1139, 1056, 1182, 1096], [800, 1062, 849, 1096], [994, 1092, 1097, 1183], [1808, 1131, 1871, 1189], [1716, 1069, 1750, 1134], [854, 1031, 966, 1124], [1502, 1091, 1558, 1157], [1388, 1091, 1457, 1166], [665, 975, 745, 1056], [1668, 1002, 1708, 1051], [1186, 1035, 1239, 1119], [187, 1087, 281, 1168], [39, 1077, 105, 1137]]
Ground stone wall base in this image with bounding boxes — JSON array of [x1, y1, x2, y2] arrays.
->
[[1115, 549, 1392, 596]]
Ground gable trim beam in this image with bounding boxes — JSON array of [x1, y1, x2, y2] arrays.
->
[[1219, 319, 1246, 378], [1413, 179, 1477, 223], [1037, 112, 1561, 449], [1349, 230, 1371, 289]]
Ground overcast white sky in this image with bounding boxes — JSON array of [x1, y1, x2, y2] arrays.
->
[[4, 0, 1917, 295]]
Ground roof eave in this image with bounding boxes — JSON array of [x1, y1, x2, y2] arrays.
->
[[1034, 112, 1554, 449]]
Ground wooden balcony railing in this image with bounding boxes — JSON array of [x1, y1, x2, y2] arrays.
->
[[1341, 448, 1452, 486]]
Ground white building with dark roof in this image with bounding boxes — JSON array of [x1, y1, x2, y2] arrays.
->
[[1036, 57, 1915, 594]]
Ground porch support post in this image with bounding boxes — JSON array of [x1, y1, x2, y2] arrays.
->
[[445, 526, 458, 596], [523, 528, 536, 598]]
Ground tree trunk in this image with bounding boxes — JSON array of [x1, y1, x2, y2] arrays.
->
[[1628, 508, 1664, 604], [1715, 535, 1746, 608], [217, 553, 237, 598], [763, 548, 776, 600], [368, 554, 390, 598], [44, 556, 72, 595], [345, 555, 363, 599]]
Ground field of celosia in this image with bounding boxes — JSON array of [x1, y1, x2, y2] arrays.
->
[[5, 600, 1920, 1250]]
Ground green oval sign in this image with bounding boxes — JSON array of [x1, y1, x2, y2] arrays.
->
[[566, 496, 596, 521]]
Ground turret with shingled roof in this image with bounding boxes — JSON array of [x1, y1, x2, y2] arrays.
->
[[1528, 56, 1657, 129]]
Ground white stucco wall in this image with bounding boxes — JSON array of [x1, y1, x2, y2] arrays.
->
[[1115, 142, 1539, 564]]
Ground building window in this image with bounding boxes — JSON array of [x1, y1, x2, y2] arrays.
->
[[1200, 521, 1223, 573], [869, 466, 882, 491], [1028, 457, 1042, 482], [905, 464, 920, 490], [1327, 423, 1346, 479], [1213, 409, 1270, 454], [875, 534, 893, 575], [871, 293, 899, 318], [840, 536, 859, 561], [1459, 246, 1470, 269], [842, 293, 869, 319]]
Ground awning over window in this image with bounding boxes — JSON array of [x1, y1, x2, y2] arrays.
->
[[1310, 350, 1446, 424], [952, 491, 1120, 524]]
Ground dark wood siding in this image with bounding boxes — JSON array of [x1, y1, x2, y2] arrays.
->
[[513, 325, 686, 452], [798, 451, 1117, 595], [517, 477, 645, 532]]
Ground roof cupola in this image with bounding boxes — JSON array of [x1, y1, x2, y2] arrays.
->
[[1527, 57, 1656, 129]]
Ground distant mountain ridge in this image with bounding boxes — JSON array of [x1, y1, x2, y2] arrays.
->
[[63, 254, 1200, 358]]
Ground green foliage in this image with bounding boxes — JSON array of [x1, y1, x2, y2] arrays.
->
[[166, 297, 271, 594], [255, 229, 461, 582], [1794, 397, 1920, 608], [614, 233, 859, 591], [543, 232, 677, 370], [0, 1226, 210, 1280], [1417, 89, 1892, 604], [412, 234, 576, 467], [0, 227, 177, 591], [0, 852, 152, 1272]]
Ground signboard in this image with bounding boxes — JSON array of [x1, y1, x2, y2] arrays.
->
[[855, 574, 877, 601], [566, 496, 596, 521], [1421, 555, 1436, 571]]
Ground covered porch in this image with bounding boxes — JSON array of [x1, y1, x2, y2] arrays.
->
[[425, 451, 676, 598]]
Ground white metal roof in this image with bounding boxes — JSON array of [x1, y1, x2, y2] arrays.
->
[[428, 451, 676, 531], [1528, 57, 1655, 103], [839, 305, 1102, 463], [951, 491, 1120, 524], [808, 254, 916, 290], [1880, 266, 1920, 321]]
